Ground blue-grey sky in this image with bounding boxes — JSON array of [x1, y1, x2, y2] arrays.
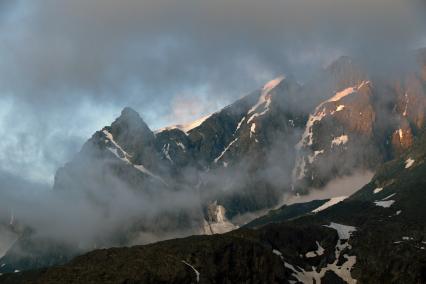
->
[[0, 0, 425, 185]]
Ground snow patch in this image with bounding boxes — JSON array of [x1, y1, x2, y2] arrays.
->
[[373, 193, 397, 208], [263, 76, 286, 93], [155, 114, 211, 134], [331, 135, 349, 147], [182, 260, 200, 283], [235, 116, 246, 134], [214, 138, 238, 163], [305, 241, 325, 258], [325, 222, 356, 240], [274, 222, 357, 284], [382, 193, 396, 200], [176, 142, 186, 151], [308, 150, 324, 164], [405, 158, 415, 169], [162, 143, 173, 163], [389, 210, 402, 217], [398, 129, 404, 140], [133, 165, 168, 186], [297, 109, 327, 148], [312, 196, 347, 213], [248, 76, 285, 115], [374, 192, 396, 208], [103, 129, 167, 185], [246, 76, 285, 126], [373, 187, 383, 194], [374, 200, 395, 208], [328, 87, 357, 103], [103, 130, 132, 162], [336, 105, 345, 112], [403, 92, 409, 117], [250, 123, 256, 138]]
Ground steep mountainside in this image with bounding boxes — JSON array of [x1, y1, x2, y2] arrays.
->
[[54, 75, 307, 223], [4, 129, 426, 283]]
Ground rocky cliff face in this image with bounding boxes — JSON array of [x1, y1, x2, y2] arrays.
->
[[293, 52, 426, 191], [54, 75, 307, 223], [202, 201, 237, 235], [293, 81, 381, 189]]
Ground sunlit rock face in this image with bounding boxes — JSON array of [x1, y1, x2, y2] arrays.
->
[[202, 201, 237, 235], [391, 120, 414, 155], [292, 51, 426, 191], [393, 75, 426, 128], [293, 81, 382, 189]]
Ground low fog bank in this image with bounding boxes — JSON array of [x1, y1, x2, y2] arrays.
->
[[0, 0, 425, 186], [230, 171, 375, 226], [0, 168, 375, 254], [285, 171, 374, 205]]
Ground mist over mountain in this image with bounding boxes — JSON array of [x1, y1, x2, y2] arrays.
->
[[0, 0, 425, 185], [0, 1, 426, 283], [0, 49, 425, 278]]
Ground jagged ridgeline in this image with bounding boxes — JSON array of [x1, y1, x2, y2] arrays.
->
[[1, 49, 426, 276]]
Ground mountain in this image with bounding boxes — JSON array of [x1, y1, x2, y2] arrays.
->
[[293, 51, 426, 190], [54, 74, 307, 222], [3, 129, 426, 283], [1, 50, 426, 275]]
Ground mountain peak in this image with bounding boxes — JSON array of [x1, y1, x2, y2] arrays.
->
[[262, 75, 286, 93], [115, 107, 149, 129], [108, 107, 155, 154], [328, 56, 354, 69], [325, 55, 368, 93], [120, 106, 142, 120]]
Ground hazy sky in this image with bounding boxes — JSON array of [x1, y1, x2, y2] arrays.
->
[[0, 0, 425, 185]]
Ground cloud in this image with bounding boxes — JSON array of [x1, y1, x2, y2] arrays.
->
[[0, 0, 425, 184], [0, 0, 424, 267], [284, 171, 375, 205]]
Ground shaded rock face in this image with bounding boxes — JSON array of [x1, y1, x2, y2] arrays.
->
[[111, 107, 155, 153], [107, 107, 165, 173]]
